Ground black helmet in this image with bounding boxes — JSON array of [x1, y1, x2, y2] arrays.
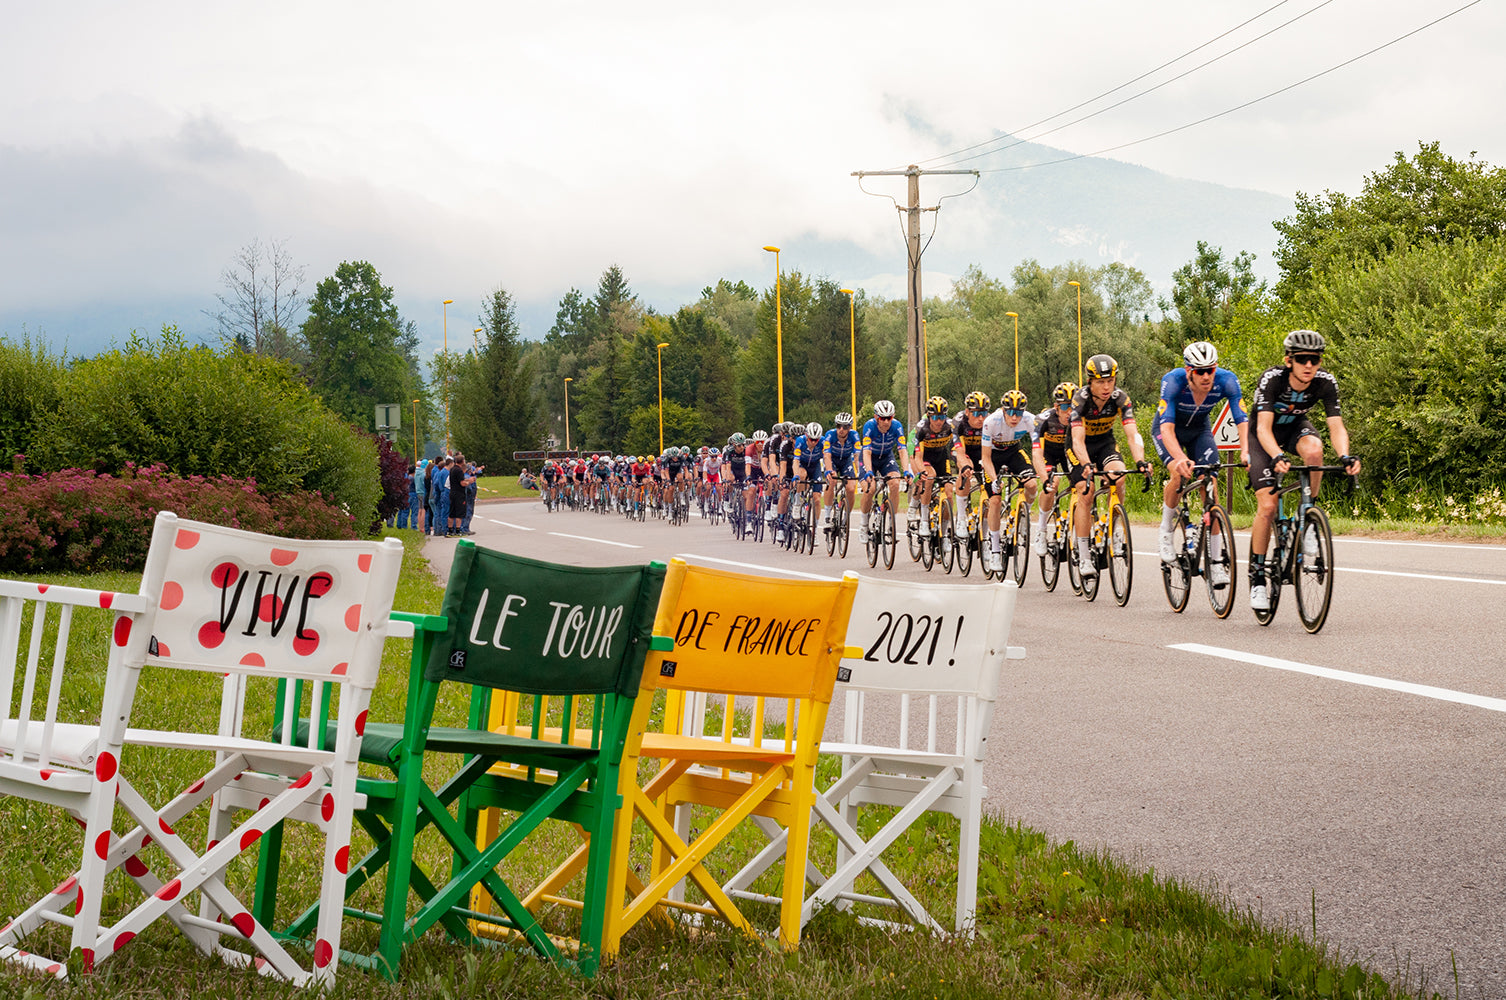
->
[[1085, 354, 1118, 381]]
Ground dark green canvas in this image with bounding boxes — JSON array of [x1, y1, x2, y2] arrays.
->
[[425, 543, 662, 697]]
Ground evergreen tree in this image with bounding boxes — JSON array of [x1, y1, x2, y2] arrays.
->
[[450, 286, 542, 474], [300, 260, 421, 430]]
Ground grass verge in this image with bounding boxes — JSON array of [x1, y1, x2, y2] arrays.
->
[[1, 530, 1449, 999]]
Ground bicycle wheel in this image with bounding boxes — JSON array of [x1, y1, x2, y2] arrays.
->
[[906, 491, 923, 562], [825, 499, 838, 556], [1009, 500, 1030, 589], [954, 508, 974, 577], [1204, 505, 1236, 619], [1039, 508, 1061, 592], [1295, 507, 1335, 633], [883, 502, 897, 570], [1107, 502, 1133, 606], [919, 501, 935, 571], [938, 503, 955, 574], [1161, 518, 1190, 612], [1254, 530, 1284, 626], [1080, 522, 1101, 602], [836, 502, 851, 558], [866, 501, 881, 567]]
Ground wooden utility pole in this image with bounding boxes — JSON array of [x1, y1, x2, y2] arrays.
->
[[851, 164, 978, 428]]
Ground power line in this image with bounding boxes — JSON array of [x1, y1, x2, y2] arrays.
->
[[936, 0, 1338, 168], [977, 0, 1485, 175], [910, 0, 1299, 170]]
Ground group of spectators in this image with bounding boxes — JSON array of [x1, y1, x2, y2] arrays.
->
[[392, 454, 483, 536]]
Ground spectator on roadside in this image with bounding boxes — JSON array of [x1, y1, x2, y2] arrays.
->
[[434, 457, 452, 538], [449, 453, 472, 536], [396, 463, 414, 529], [410, 459, 426, 532], [462, 460, 484, 533]]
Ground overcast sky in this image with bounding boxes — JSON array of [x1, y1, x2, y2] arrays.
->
[[1, 0, 1499, 357]]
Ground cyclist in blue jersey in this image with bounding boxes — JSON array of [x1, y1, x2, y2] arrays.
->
[[822, 412, 860, 529], [1154, 342, 1250, 582], [859, 399, 909, 539], [793, 420, 827, 528]]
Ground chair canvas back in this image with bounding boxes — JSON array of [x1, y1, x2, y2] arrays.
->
[[426, 543, 663, 701], [837, 576, 1016, 759]]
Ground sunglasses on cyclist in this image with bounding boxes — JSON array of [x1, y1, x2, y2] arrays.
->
[[970, 408, 988, 417], [1188, 365, 1215, 376], [1004, 407, 1024, 417], [875, 415, 892, 421], [1290, 353, 1323, 366]]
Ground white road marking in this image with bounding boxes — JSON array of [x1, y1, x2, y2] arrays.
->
[[1171, 643, 1506, 714], [1219, 529, 1503, 552], [1131, 551, 1502, 586], [676, 554, 838, 581], [548, 532, 641, 549], [487, 519, 534, 531]]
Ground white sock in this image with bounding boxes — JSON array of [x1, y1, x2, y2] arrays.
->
[[1038, 509, 1050, 533], [989, 530, 1000, 552], [1077, 537, 1090, 558], [1161, 505, 1178, 533], [1209, 533, 1224, 560]]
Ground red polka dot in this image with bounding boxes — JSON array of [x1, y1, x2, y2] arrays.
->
[[40, 768, 55, 781], [46, 963, 61, 975], [158, 817, 174, 837], [155, 879, 181, 901], [113, 931, 135, 952], [207, 839, 219, 851], [98, 592, 114, 609], [293, 630, 320, 656], [125, 855, 149, 878], [198, 621, 227, 649], [53, 876, 77, 895], [291, 771, 314, 790], [141, 834, 152, 848], [160, 581, 183, 610], [354, 710, 367, 736], [94, 832, 111, 859], [307, 573, 333, 598], [344, 604, 362, 631], [321, 794, 334, 821], [357, 553, 372, 573], [314, 938, 334, 968], [258, 798, 270, 810], [175, 529, 200, 549], [113, 616, 132, 648], [81, 948, 94, 972], [36, 584, 49, 594], [335, 846, 350, 874], [211, 561, 239, 588], [95, 751, 117, 782], [157, 641, 171, 657], [239, 653, 265, 668], [257, 593, 284, 622], [331, 662, 348, 675], [270, 547, 299, 566], [231, 912, 256, 938], [74, 888, 83, 914], [186, 778, 205, 795], [239, 828, 262, 851]]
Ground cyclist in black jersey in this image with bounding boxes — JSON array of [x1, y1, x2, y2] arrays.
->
[[951, 391, 990, 540], [1069, 354, 1149, 579], [910, 396, 956, 538], [1033, 382, 1078, 555], [1247, 330, 1361, 611]]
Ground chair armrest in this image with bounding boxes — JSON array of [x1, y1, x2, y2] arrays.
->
[[1006, 646, 1026, 659], [391, 610, 448, 635], [649, 634, 674, 652]]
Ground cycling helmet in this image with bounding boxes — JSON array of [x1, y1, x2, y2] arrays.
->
[[1183, 341, 1218, 367], [833, 411, 853, 428], [873, 399, 896, 418], [805, 421, 822, 438], [964, 390, 990, 412], [1283, 329, 1326, 354], [926, 396, 949, 418], [1085, 354, 1118, 381], [730, 432, 746, 446], [752, 429, 768, 442], [1001, 389, 1029, 411], [1052, 382, 1078, 406]]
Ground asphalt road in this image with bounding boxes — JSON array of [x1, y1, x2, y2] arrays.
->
[[429, 496, 1506, 998]]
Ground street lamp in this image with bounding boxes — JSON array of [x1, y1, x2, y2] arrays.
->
[[411, 398, 419, 461], [473, 327, 483, 353], [840, 288, 857, 418], [1005, 311, 1020, 391], [563, 377, 573, 451], [763, 245, 784, 422], [442, 299, 454, 453], [1067, 281, 1082, 375], [656, 342, 670, 454]]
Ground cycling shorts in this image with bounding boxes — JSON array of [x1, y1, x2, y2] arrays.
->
[[986, 448, 1035, 498], [1070, 438, 1123, 489], [1248, 418, 1321, 492], [869, 452, 902, 478], [1153, 425, 1218, 470]]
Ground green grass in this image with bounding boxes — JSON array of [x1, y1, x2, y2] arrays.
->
[[0, 531, 1453, 999], [475, 475, 540, 501]]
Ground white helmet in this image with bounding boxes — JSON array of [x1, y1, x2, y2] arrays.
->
[[1183, 341, 1218, 367], [752, 429, 769, 442], [806, 421, 822, 438], [873, 399, 896, 418]]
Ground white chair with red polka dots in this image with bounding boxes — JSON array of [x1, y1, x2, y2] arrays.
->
[[0, 510, 404, 987]]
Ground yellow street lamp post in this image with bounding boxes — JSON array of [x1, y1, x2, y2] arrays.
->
[[442, 299, 453, 453], [656, 342, 670, 454], [840, 288, 858, 417], [563, 377, 573, 451], [1005, 311, 1020, 391], [473, 327, 483, 353], [1067, 281, 1082, 375], [763, 246, 784, 422]]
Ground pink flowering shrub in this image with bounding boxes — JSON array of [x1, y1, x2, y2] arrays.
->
[[0, 463, 356, 574]]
